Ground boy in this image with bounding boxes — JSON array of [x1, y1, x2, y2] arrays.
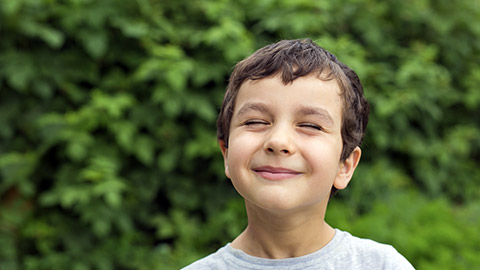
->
[[182, 39, 414, 269]]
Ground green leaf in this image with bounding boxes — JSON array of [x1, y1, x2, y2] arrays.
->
[[20, 20, 65, 49], [79, 30, 108, 59], [0, 152, 37, 193], [134, 135, 155, 165]]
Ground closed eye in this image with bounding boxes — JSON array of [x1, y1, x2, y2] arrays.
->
[[298, 123, 323, 131], [244, 120, 269, 126]]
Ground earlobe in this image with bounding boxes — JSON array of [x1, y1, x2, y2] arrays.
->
[[333, 147, 362, 190], [219, 140, 230, 179]]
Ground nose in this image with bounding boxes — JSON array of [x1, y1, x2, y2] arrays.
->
[[264, 124, 296, 155]]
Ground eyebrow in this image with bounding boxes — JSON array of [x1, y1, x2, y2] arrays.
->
[[235, 102, 271, 117], [235, 102, 335, 126], [296, 106, 335, 125]]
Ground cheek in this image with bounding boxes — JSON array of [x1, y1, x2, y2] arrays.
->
[[229, 132, 260, 154], [228, 142, 252, 166], [301, 139, 342, 172], [226, 134, 261, 175]]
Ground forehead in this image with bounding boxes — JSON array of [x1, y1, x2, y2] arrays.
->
[[236, 75, 342, 106]]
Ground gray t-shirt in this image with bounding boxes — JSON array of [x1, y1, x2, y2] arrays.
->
[[181, 229, 415, 269]]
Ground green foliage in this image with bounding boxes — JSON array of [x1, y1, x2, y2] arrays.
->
[[328, 192, 480, 269], [0, 0, 479, 269]]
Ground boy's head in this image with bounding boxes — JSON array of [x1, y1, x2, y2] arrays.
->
[[217, 39, 369, 162]]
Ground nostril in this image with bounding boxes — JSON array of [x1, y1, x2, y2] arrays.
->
[[281, 149, 289, 154], [267, 147, 274, 152]]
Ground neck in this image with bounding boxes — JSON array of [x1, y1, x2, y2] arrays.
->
[[231, 202, 335, 259]]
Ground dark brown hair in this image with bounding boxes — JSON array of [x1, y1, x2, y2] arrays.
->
[[217, 39, 369, 163]]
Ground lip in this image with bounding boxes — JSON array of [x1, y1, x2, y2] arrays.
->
[[252, 166, 302, 181]]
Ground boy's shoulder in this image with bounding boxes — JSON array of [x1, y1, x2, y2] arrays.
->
[[181, 229, 415, 270], [180, 244, 229, 270], [334, 229, 414, 269]]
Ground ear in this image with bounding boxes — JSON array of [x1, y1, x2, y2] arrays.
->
[[219, 140, 230, 179], [333, 147, 362, 190]]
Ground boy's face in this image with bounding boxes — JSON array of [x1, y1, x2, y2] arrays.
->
[[220, 75, 361, 214]]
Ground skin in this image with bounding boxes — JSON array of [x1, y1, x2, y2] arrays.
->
[[219, 75, 361, 259]]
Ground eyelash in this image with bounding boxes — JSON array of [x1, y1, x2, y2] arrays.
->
[[298, 123, 323, 131], [244, 120, 268, 126]]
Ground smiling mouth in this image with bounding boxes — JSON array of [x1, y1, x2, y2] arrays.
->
[[252, 166, 302, 180]]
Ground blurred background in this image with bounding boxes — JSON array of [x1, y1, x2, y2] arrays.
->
[[1, 0, 479, 269]]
